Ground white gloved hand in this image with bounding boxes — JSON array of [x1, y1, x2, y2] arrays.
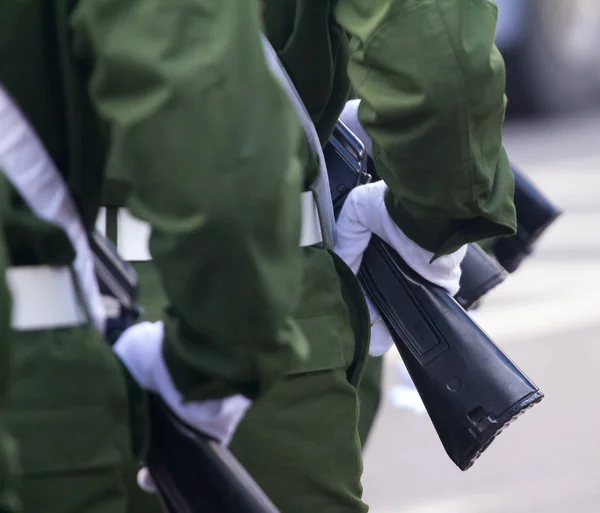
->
[[334, 180, 466, 291], [334, 181, 465, 356], [335, 99, 467, 356], [114, 321, 251, 494], [113, 321, 251, 445]]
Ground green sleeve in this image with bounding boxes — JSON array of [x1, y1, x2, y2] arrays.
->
[[71, 0, 308, 400], [0, 176, 21, 513], [335, 0, 516, 258]]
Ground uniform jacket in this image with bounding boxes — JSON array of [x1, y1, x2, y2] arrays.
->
[[0, 0, 309, 401], [260, 0, 517, 379]]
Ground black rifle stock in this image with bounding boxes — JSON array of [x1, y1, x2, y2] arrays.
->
[[455, 243, 507, 310], [325, 120, 544, 470], [359, 237, 543, 470]]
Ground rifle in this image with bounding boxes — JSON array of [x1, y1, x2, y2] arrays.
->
[[325, 120, 544, 470], [493, 167, 562, 273]]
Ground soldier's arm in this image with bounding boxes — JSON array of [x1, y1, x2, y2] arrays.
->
[[71, 0, 307, 400], [335, 0, 516, 258]]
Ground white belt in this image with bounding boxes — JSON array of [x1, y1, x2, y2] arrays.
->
[[6, 266, 87, 331], [299, 191, 323, 248], [96, 191, 323, 262]]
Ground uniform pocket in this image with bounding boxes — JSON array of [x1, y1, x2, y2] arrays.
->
[[328, 250, 371, 387], [289, 313, 347, 375], [287, 248, 358, 376]]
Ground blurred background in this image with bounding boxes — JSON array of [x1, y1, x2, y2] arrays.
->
[[363, 1, 600, 511]]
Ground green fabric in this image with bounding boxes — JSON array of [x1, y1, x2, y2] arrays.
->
[[15, 469, 126, 513], [0, 427, 20, 513], [327, 251, 371, 387], [0, 2, 106, 232], [257, 3, 518, 505], [6, 326, 133, 513], [357, 356, 384, 448], [230, 367, 368, 513], [287, 248, 361, 375], [0, 0, 308, 401], [132, 247, 370, 512], [264, 0, 517, 258], [0, 1, 362, 511], [0, 176, 21, 513], [133, 253, 368, 513], [134, 248, 368, 386], [0, 178, 9, 399], [263, 1, 352, 150], [73, 0, 309, 401]]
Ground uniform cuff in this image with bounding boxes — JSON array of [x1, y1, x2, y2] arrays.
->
[[384, 189, 516, 261]]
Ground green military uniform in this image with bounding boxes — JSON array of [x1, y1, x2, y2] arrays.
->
[[73, 1, 513, 512], [120, 1, 517, 511], [131, 0, 515, 513], [0, 176, 21, 513], [0, 1, 306, 512], [231, 2, 517, 512]]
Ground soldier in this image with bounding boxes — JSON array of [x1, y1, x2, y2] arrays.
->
[[0, 0, 306, 512], [94, 2, 515, 512], [228, 2, 517, 512]]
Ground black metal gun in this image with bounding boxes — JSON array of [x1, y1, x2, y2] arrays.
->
[[327, 120, 508, 310], [325, 121, 544, 470], [145, 394, 281, 513], [455, 243, 507, 310]]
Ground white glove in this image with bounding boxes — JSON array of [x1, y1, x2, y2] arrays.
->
[[334, 180, 466, 291], [113, 321, 251, 445], [335, 100, 467, 356], [114, 321, 251, 495]]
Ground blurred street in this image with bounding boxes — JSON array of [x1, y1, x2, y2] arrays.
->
[[363, 110, 600, 513]]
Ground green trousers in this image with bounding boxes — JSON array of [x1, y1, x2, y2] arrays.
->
[[0, 422, 19, 513], [0, 223, 20, 513], [6, 325, 135, 513], [131, 258, 370, 513], [0, 317, 20, 513], [230, 367, 366, 513], [0, 338, 20, 513]]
